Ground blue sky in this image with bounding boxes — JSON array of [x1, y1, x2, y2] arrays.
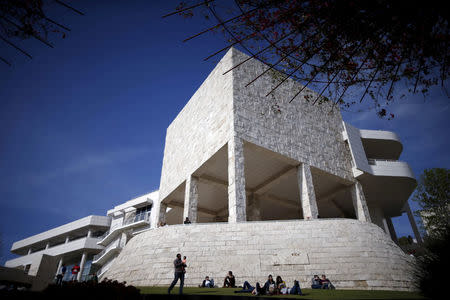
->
[[1, 1, 448, 264]]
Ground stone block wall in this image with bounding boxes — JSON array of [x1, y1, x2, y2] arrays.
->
[[159, 47, 355, 203], [231, 49, 354, 181], [103, 219, 415, 291], [158, 50, 234, 201]]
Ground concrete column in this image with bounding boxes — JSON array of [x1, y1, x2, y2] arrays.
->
[[382, 217, 390, 235], [297, 163, 318, 219], [350, 181, 371, 222], [386, 217, 398, 243], [87, 230, 92, 238], [65, 236, 70, 243], [150, 201, 160, 228], [228, 136, 247, 223], [55, 258, 63, 276], [405, 202, 423, 244], [45, 242, 50, 250], [159, 203, 168, 224], [247, 193, 262, 221], [151, 201, 168, 227], [183, 175, 199, 223], [119, 232, 127, 247], [27, 248, 32, 255], [77, 252, 87, 281]]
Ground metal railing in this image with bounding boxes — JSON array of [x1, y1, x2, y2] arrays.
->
[[98, 223, 122, 241], [97, 212, 151, 244], [367, 158, 401, 165], [93, 244, 119, 262], [123, 211, 151, 226]]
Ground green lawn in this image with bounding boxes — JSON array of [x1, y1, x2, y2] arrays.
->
[[138, 287, 426, 299]]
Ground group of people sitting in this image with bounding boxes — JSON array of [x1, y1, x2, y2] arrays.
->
[[199, 271, 335, 295], [311, 274, 335, 289], [235, 274, 302, 296], [198, 271, 235, 288]]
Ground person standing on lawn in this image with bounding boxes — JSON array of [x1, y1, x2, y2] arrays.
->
[[168, 253, 187, 295]]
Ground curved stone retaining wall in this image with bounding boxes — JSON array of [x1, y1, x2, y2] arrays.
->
[[103, 219, 415, 291]]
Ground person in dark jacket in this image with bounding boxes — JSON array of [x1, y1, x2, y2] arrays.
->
[[168, 253, 187, 294], [201, 276, 214, 288], [56, 264, 66, 285], [320, 274, 335, 289], [311, 275, 322, 289], [263, 274, 276, 295], [223, 271, 236, 287], [289, 280, 303, 295]]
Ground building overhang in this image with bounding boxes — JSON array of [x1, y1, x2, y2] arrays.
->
[[10, 215, 110, 255]]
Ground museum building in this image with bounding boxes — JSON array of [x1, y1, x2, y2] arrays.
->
[[5, 48, 422, 291]]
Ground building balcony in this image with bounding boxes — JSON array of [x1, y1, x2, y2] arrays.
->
[[359, 129, 403, 160], [97, 212, 151, 247], [358, 159, 417, 217], [5, 237, 103, 268], [92, 242, 121, 266], [10, 215, 110, 255], [366, 159, 416, 178]]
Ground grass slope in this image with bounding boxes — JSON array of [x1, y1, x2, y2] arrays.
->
[[138, 287, 426, 299]]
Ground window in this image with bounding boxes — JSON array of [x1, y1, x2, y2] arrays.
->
[[24, 264, 31, 274], [134, 205, 152, 222]]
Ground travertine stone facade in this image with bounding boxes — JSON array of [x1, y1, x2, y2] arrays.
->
[[103, 48, 419, 291], [158, 50, 234, 202], [227, 136, 247, 223], [183, 176, 199, 223], [231, 49, 354, 182], [350, 181, 371, 222], [157, 47, 354, 221], [104, 219, 415, 291], [297, 163, 319, 219]]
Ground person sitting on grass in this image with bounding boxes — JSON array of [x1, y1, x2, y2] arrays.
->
[[200, 276, 214, 288], [263, 274, 276, 295], [276, 276, 286, 294], [234, 281, 255, 293], [223, 271, 236, 288], [253, 282, 265, 296], [311, 275, 322, 289], [289, 280, 303, 295], [320, 274, 335, 289]]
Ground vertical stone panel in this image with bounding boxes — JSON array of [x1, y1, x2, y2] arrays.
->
[[183, 176, 199, 223], [297, 163, 318, 219], [77, 252, 87, 281], [382, 217, 390, 234], [405, 202, 423, 244], [386, 217, 398, 243], [55, 258, 63, 276], [151, 202, 168, 228], [228, 136, 247, 223], [159, 203, 167, 224], [350, 181, 371, 222]]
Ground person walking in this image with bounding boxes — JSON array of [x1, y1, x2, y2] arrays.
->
[[168, 253, 186, 294]]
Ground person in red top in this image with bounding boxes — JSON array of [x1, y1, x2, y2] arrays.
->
[[71, 264, 80, 281]]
